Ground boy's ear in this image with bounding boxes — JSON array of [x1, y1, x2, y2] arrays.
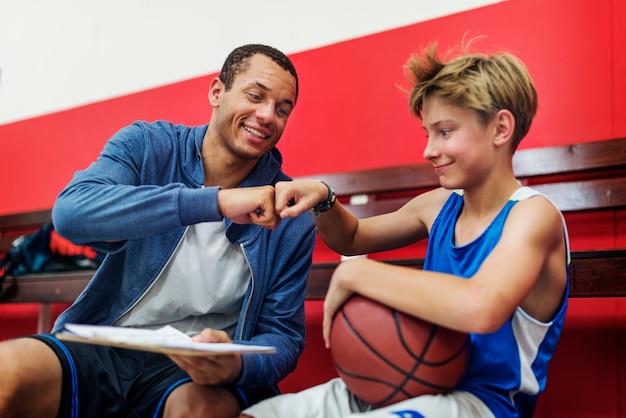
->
[[493, 109, 515, 146]]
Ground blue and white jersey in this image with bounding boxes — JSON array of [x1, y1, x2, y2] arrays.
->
[[423, 187, 570, 417]]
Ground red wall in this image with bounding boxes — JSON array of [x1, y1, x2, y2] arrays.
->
[[0, 0, 625, 216], [1, 0, 625, 415]]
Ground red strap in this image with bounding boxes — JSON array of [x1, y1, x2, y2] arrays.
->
[[49, 229, 99, 259]]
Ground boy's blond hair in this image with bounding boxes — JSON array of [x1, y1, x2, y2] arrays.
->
[[406, 41, 537, 151]]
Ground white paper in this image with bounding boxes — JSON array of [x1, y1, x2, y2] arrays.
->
[[56, 323, 275, 356]]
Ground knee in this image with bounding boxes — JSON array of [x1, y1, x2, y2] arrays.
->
[[0, 339, 29, 414], [0, 338, 61, 417], [164, 383, 240, 418]]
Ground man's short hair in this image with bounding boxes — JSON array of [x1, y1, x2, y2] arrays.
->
[[219, 44, 299, 104]]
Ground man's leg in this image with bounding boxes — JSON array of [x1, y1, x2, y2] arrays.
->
[[164, 382, 241, 418], [0, 338, 62, 418]]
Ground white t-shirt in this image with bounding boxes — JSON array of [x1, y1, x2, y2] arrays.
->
[[114, 221, 250, 337]]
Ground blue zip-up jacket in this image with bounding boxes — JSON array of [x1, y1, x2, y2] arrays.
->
[[51, 120, 317, 391]]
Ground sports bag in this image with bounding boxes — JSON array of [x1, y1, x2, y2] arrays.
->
[[0, 223, 103, 297]]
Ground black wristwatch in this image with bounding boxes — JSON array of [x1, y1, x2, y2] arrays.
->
[[311, 181, 336, 218]]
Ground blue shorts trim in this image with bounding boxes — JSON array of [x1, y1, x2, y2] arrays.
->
[[153, 377, 192, 418], [38, 335, 80, 418]]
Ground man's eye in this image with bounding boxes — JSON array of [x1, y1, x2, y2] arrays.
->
[[277, 107, 291, 118]]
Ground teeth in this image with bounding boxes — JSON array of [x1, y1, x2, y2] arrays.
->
[[243, 125, 266, 139]]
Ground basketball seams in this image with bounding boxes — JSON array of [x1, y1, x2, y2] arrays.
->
[[336, 308, 409, 375], [397, 312, 469, 366], [335, 305, 462, 406], [384, 309, 437, 405], [330, 295, 470, 407]]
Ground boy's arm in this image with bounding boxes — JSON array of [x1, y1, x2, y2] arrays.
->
[[468, 195, 568, 325], [275, 180, 447, 255]]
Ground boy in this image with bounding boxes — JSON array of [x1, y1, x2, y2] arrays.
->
[[242, 41, 569, 417]]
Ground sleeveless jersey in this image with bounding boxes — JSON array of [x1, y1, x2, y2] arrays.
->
[[423, 187, 570, 417]]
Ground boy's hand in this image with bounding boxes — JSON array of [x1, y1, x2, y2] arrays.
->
[[275, 180, 329, 219], [322, 259, 363, 348]]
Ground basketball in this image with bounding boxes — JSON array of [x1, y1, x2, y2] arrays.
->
[[330, 294, 470, 407]]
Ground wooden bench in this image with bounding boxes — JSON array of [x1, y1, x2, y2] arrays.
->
[[0, 209, 92, 332], [1, 137, 626, 333], [305, 137, 626, 299]]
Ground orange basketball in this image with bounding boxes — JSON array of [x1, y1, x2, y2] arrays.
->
[[330, 294, 470, 407]]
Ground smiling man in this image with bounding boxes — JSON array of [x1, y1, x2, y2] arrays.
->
[[0, 44, 316, 418]]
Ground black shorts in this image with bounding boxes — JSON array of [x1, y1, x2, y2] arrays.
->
[[32, 334, 279, 418]]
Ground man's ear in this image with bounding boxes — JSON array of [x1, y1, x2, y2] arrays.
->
[[208, 77, 224, 107], [494, 109, 515, 147]]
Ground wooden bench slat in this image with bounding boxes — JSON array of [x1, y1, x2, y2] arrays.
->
[[0, 209, 52, 253], [343, 177, 626, 218], [533, 178, 626, 212], [0, 209, 51, 231], [569, 249, 626, 297], [1, 271, 94, 304], [299, 164, 440, 196], [298, 138, 626, 198], [512, 137, 626, 177], [3, 249, 626, 304], [305, 250, 626, 299]]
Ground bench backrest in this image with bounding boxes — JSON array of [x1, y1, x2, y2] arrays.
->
[[0, 209, 51, 254], [3, 137, 623, 251], [1, 138, 625, 303], [299, 137, 626, 299], [298, 137, 626, 218]]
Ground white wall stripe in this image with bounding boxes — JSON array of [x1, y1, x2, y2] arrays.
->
[[0, 0, 503, 125]]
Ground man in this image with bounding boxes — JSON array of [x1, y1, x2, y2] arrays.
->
[[0, 44, 316, 418]]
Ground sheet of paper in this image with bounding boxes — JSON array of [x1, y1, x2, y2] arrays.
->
[[55, 323, 275, 356]]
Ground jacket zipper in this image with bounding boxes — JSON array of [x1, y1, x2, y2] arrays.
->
[[237, 242, 254, 341]]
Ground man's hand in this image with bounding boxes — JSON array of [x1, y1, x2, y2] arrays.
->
[[167, 329, 242, 386], [217, 186, 280, 229]]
